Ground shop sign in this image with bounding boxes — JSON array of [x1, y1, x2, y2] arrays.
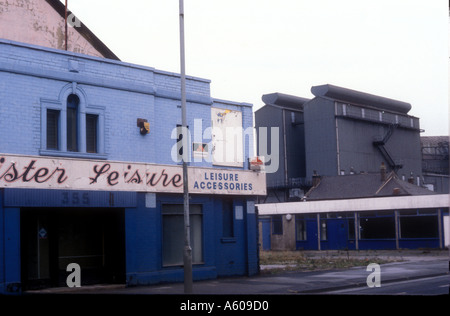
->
[[0, 154, 266, 196]]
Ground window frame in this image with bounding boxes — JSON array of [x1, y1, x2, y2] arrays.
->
[[46, 109, 60, 150], [161, 204, 204, 267], [222, 198, 235, 238], [86, 113, 99, 154], [40, 85, 106, 159], [272, 215, 283, 235]]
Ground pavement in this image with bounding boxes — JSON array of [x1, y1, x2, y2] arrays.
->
[[24, 249, 449, 296]]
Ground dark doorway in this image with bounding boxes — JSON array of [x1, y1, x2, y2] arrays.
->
[[21, 208, 125, 290]]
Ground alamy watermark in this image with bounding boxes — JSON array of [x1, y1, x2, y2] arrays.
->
[[66, 263, 81, 288], [366, 263, 381, 288], [67, 13, 81, 28], [171, 119, 280, 173]]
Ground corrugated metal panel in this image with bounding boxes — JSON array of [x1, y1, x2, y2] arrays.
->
[[3, 188, 136, 208]]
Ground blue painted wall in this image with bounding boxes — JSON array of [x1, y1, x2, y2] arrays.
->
[[0, 39, 258, 293], [288, 212, 445, 251]]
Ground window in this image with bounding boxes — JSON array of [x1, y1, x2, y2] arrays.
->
[[211, 107, 243, 167], [399, 211, 439, 239], [348, 218, 355, 239], [162, 204, 203, 266], [46, 110, 59, 150], [86, 114, 98, 153], [296, 218, 306, 241], [360, 215, 395, 239], [67, 94, 79, 152], [41, 86, 106, 158], [320, 219, 327, 241], [222, 199, 234, 238], [272, 215, 283, 235]]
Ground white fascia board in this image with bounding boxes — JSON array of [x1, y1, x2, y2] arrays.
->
[[256, 194, 450, 215]]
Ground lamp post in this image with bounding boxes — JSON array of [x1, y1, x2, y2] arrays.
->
[[179, 0, 193, 294]]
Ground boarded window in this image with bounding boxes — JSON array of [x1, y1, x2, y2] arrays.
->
[[211, 107, 243, 167], [162, 204, 203, 266]]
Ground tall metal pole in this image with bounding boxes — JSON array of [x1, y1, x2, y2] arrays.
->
[[179, 0, 193, 294]]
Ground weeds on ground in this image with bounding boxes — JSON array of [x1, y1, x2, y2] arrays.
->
[[259, 250, 393, 274]]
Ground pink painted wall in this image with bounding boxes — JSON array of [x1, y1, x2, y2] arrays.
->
[[0, 0, 105, 58]]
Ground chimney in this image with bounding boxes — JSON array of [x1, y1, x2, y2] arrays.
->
[[312, 170, 321, 187], [408, 172, 414, 184], [380, 162, 386, 182]]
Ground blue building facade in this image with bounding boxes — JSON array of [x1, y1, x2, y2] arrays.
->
[[0, 39, 265, 294]]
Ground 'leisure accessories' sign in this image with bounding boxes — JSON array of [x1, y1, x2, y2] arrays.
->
[[0, 154, 266, 196]]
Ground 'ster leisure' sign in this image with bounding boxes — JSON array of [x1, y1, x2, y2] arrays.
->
[[0, 154, 266, 196]]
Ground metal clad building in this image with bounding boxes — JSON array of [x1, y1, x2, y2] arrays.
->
[[255, 85, 448, 251], [305, 84, 422, 180]]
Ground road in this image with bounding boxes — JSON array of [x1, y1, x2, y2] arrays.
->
[[325, 274, 449, 295], [23, 257, 449, 296]]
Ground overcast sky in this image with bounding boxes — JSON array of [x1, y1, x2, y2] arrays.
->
[[65, 0, 449, 136]]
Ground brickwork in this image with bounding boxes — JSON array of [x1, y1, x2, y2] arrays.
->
[[0, 39, 258, 292]]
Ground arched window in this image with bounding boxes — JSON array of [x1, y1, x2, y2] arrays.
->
[[41, 84, 105, 158], [67, 94, 79, 152]]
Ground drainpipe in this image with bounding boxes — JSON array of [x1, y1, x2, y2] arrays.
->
[[334, 102, 341, 175], [394, 210, 399, 250], [438, 208, 443, 249], [354, 212, 359, 250], [316, 214, 321, 251], [282, 109, 288, 198]]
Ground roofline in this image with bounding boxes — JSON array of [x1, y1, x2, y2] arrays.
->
[[257, 194, 450, 215], [45, 0, 120, 60], [311, 84, 412, 114]]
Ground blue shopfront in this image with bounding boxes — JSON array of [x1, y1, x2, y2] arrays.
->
[[0, 39, 265, 294], [259, 194, 449, 252], [1, 184, 261, 294], [293, 209, 447, 251]]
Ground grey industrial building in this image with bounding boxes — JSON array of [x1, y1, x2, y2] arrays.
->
[[255, 84, 449, 251]]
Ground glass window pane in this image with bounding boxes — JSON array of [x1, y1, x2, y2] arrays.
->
[[400, 216, 438, 238], [320, 219, 327, 240], [348, 218, 355, 239], [360, 217, 395, 239], [86, 114, 98, 153], [47, 110, 59, 150], [272, 215, 283, 235], [67, 94, 79, 152], [162, 204, 203, 266], [222, 199, 234, 237], [296, 219, 306, 241]]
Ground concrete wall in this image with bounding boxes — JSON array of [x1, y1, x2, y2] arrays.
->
[[267, 215, 296, 251]]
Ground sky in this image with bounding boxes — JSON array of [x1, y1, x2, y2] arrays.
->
[[64, 0, 449, 136]]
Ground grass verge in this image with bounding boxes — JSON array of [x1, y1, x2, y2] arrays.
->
[[259, 250, 397, 274]]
